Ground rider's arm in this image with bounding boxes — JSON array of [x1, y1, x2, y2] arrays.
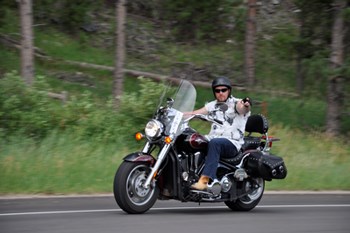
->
[[183, 106, 208, 117]]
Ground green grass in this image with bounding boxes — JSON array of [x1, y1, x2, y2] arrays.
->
[[0, 133, 136, 194], [36, 28, 114, 66], [1, 125, 349, 195], [265, 125, 350, 191]]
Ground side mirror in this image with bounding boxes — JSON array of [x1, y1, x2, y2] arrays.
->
[[166, 98, 174, 108], [215, 102, 228, 112]]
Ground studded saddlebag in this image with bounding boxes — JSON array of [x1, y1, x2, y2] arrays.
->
[[245, 151, 287, 180]]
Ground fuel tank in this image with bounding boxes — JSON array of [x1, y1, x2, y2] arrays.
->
[[175, 128, 208, 153]]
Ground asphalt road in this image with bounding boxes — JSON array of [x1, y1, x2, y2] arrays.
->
[[1, 193, 350, 233]]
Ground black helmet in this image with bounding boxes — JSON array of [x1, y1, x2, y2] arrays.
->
[[211, 76, 232, 101], [212, 76, 232, 90]]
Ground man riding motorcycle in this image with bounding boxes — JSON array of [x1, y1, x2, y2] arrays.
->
[[185, 76, 252, 190]]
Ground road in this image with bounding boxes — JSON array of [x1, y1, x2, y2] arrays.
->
[[1, 193, 349, 233]]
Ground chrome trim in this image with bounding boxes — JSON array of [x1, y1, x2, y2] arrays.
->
[[143, 143, 171, 188], [236, 153, 250, 169]]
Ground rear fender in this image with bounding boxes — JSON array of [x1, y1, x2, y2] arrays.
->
[[123, 152, 156, 166]]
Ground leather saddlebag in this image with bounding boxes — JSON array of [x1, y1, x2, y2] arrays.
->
[[246, 151, 287, 180]]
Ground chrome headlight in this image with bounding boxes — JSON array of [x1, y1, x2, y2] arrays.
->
[[145, 120, 163, 139]]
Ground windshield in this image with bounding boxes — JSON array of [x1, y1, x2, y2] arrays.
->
[[172, 80, 196, 113], [153, 79, 197, 137]]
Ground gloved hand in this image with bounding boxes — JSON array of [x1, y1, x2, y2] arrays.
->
[[236, 98, 251, 115], [242, 97, 252, 107]]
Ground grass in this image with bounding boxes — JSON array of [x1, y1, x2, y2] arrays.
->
[[0, 133, 134, 194], [1, 124, 349, 195], [265, 125, 350, 191], [36, 28, 115, 66]]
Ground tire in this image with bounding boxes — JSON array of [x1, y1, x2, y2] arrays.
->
[[113, 161, 159, 214], [225, 178, 264, 211]]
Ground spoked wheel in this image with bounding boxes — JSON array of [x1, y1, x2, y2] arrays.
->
[[225, 178, 265, 211], [113, 161, 159, 214]]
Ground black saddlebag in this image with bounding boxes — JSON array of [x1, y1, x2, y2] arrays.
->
[[245, 151, 287, 180]]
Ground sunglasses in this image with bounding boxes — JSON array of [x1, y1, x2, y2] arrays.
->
[[214, 88, 228, 93]]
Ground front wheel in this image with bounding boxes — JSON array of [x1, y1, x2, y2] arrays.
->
[[225, 178, 265, 211], [113, 161, 159, 214]]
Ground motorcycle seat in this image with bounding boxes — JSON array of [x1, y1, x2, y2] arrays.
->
[[220, 151, 245, 166], [242, 136, 261, 150]]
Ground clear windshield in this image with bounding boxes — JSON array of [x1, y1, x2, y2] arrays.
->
[[154, 79, 196, 137], [172, 80, 196, 113]]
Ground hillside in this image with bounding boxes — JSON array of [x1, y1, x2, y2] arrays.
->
[[1, 3, 348, 132]]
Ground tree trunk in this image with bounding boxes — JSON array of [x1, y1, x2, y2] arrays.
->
[[295, 17, 306, 96], [325, 0, 346, 136], [19, 0, 34, 86], [113, 0, 126, 109], [244, 0, 257, 87]]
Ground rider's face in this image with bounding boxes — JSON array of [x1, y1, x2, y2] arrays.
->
[[214, 86, 230, 102]]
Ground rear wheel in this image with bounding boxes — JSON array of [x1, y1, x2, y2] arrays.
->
[[225, 178, 264, 211], [113, 161, 159, 214]]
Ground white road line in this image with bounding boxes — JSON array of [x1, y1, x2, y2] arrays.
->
[[1, 204, 350, 217], [1, 191, 349, 200], [0, 209, 119, 216]]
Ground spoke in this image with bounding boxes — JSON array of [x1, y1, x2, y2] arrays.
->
[[126, 165, 155, 205]]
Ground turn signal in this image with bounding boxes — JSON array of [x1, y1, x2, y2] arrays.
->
[[164, 136, 172, 144], [135, 132, 144, 141]]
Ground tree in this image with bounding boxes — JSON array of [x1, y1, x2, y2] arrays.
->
[[244, 0, 257, 87], [113, 0, 126, 109], [325, 0, 347, 136], [19, 0, 34, 85], [293, 0, 334, 95], [159, 0, 235, 42], [294, 14, 307, 95]]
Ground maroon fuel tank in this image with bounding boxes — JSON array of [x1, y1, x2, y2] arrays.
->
[[188, 133, 208, 150], [175, 128, 209, 153]]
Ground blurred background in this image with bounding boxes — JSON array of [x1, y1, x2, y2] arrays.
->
[[0, 0, 349, 194]]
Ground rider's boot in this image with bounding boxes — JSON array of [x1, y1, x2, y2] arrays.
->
[[191, 175, 209, 190]]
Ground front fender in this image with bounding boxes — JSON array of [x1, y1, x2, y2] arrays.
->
[[123, 152, 156, 166]]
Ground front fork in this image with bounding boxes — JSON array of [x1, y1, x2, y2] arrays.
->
[[143, 142, 171, 188]]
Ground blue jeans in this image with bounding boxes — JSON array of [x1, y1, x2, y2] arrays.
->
[[202, 138, 238, 180]]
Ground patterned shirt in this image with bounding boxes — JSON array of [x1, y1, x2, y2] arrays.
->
[[204, 96, 250, 150]]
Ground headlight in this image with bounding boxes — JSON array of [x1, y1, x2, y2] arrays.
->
[[145, 120, 163, 139]]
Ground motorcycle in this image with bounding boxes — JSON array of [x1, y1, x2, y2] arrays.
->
[[113, 79, 287, 214]]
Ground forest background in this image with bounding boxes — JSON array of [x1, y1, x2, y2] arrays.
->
[[0, 0, 350, 194]]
